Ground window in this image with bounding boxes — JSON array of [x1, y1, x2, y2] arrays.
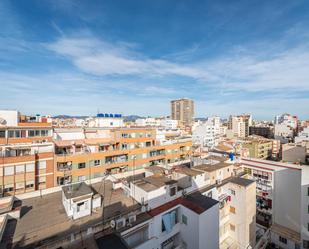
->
[[161, 209, 178, 233], [26, 181, 34, 189], [28, 130, 35, 137], [94, 160, 100, 166], [8, 130, 20, 138], [15, 165, 25, 174], [279, 236, 287, 244], [182, 214, 188, 225], [4, 166, 14, 176], [26, 163, 35, 172], [0, 130, 5, 138], [37, 161, 46, 170], [77, 201, 86, 212], [78, 175, 86, 182], [78, 163, 86, 169], [303, 240, 309, 249], [41, 130, 48, 136], [230, 189, 236, 195], [122, 144, 128, 150], [295, 243, 300, 249], [230, 224, 235, 231], [4, 184, 14, 192], [230, 206, 236, 214]]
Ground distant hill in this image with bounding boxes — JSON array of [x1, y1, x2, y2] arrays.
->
[[123, 115, 144, 122], [52, 115, 90, 119]]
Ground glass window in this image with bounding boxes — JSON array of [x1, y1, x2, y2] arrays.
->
[[78, 163, 86, 169], [26, 163, 35, 172], [0, 130, 5, 138], [94, 160, 100, 166], [15, 165, 25, 174], [37, 161, 46, 169], [4, 166, 14, 175], [279, 236, 287, 244], [28, 130, 35, 137]]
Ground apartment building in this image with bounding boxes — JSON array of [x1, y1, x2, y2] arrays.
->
[[227, 114, 252, 138], [54, 127, 192, 186], [274, 113, 298, 144], [240, 158, 304, 249], [118, 157, 256, 249], [192, 116, 221, 149], [282, 143, 307, 164], [171, 98, 194, 127], [241, 136, 274, 160], [249, 125, 274, 139], [295, 127, 309, 143], [0, 111, 54, 196]]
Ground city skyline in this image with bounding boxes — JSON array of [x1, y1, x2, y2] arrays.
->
[[1, 0, 309, 119]]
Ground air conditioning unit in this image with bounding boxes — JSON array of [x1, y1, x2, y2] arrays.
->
[[115, 218, 126, 229], [128, 214, 136, 224]]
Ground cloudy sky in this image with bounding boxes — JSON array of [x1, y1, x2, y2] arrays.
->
[[1, 0, 309, 119]]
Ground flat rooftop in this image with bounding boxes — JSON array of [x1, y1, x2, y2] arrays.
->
[[229, 177, 255, 187], [134, 175, 177, 192], [1, 180, 139, 248], [173, 165, 203, 176], [271, 223, 300, 242], [96, 234, 128, 249], [149, 192, 218, 216], [62, 182, 94, 199], [194, 162, 232, 172], [0, 196, 14, 214]]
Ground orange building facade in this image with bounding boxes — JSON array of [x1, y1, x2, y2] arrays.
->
[[0, 122, 54, 196], [54, 127, 192, 186]]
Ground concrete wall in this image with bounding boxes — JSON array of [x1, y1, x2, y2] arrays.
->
[[282, 144, 306, 164], [273, 168, 301, 233], [301, 165, 309, 244], [180, 206, 200, 249], [0, 110, 18, 126], [198, 204, 219, 249]]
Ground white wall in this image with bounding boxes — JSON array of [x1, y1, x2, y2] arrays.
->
[[273, 168, 301, 233], [180, 206, 200, 249], [198, 204, 219, 249], [0, 110, 18, 126], [301, 165, 309, 244]]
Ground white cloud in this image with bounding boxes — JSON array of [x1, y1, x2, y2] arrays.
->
[[46, 34, 309, 95]]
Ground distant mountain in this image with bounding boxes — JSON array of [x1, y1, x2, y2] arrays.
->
[[52, 115, 90, 119], [123, 115, 144, 122]]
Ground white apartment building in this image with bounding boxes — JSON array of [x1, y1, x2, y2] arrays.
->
[[240, 158, 308, 249], [115, 157, 256, 249], [295, 127, 309, 143], [227, 115, 252, 138], [192, 116, 221, 149], [160, 119, 179, 130], [87, 114, 124, 128], [274, 114, 298, 144], [135, 118, 161, 127]]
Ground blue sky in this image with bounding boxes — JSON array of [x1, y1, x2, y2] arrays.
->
[[1, 0, 309, 120]]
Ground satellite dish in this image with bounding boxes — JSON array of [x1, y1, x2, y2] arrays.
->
[[67, 161, 72, 166], [0, 118, 7, 126], [110, 220, 116, 228]]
